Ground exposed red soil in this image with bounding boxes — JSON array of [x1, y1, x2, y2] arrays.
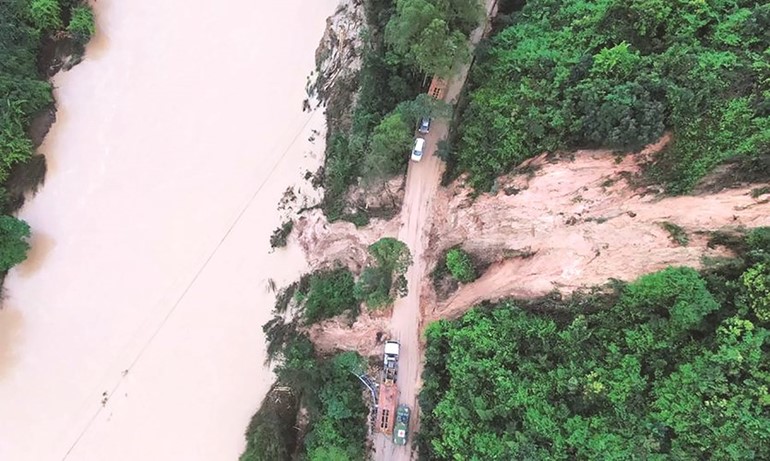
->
[[300, 135, 770, 356]]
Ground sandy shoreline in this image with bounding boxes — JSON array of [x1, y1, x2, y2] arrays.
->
[[0, 1, 337, 459]]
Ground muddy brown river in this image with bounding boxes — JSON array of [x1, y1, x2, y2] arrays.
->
[[0, 1, 336, 459]]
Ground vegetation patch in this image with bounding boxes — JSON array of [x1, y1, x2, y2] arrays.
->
[[269, 220, 294, 249], [751, 186, 770, 198], [660, 221, 689, 246], [0, 0, 95, 277], [298, 267, 358, 324], [240, 385, 300, 461], [452, 0, 770, 192], [244, 323, 367, 461], [445, 247, 476, 282], [419, 228, 770, 460], [354, 237, 412, 309]]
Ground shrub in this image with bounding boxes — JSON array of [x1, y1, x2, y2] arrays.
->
[[445, 248, 476, 282], [369, 237, 412, 274]]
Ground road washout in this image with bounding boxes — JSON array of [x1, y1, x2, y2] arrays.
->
[[299, 133, 770, 357]]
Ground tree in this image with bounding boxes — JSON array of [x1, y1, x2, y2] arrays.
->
[[445, 248, 476, 282], [368, 237, 412, 275], [409, 18, 469, 77], [354, 238, 412, 308], [354, 266, 393, 309], [239, 387, 299, 461], [396, 93, 453, 126], [301, 268, 358, 323], [0, 215, 30, 271], [385, 0, 479, 76], [453, 0, 770, 192], [362, 112, 412, 183]]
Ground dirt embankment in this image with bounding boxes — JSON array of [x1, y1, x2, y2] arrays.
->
[[299, 135, 770, 355]]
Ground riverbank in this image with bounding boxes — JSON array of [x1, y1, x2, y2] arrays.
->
[[0, 1, 337, 459]]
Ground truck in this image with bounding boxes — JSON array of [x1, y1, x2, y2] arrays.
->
[[383, 340, 399, 383], [377, 341, 400, 435]]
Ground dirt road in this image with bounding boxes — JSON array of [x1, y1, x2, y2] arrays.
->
[[373, 2, 498, 460]]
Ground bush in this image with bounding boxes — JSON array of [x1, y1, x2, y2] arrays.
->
[[67, 5, 96, 45], [660, 221, 689, 246], [445, 247, 476, 282]]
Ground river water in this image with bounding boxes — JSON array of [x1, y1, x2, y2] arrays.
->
[[0, 1, 336, 459]]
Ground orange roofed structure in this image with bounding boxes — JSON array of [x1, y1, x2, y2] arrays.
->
[[428, 76, 448, 101]]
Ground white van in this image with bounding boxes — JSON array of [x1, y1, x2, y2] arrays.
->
[[411, 138, 425, 162]]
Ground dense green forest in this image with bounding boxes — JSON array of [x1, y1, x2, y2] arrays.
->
[[453, 0, 770, 191], [0, 0, 94, 273], [419, 227, 770, 460], [321, 0, 481, 222]]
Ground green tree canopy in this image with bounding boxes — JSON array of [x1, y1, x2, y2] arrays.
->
[[0, 215, 30, 271], [419, 247, 770, 459], [740, 263, 770, 322], [454, 0, 770, 191], [300, 268, 358, 324], [354, 238, 413, 309], [385, 0, 482, 76], [362, 111, 413, 183]]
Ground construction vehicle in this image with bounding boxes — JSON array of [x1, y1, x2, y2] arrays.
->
[[377, 340, 400, 435]]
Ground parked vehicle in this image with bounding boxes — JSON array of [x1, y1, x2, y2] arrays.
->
[[411, 138, 425, 162], [393, 404, 411, 446], [378, 341, 400, 435], [383, 341, 399, 384], [418, 117, 431, 134]]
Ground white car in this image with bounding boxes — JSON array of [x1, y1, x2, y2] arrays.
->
[[411, 138, 425, 162]]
